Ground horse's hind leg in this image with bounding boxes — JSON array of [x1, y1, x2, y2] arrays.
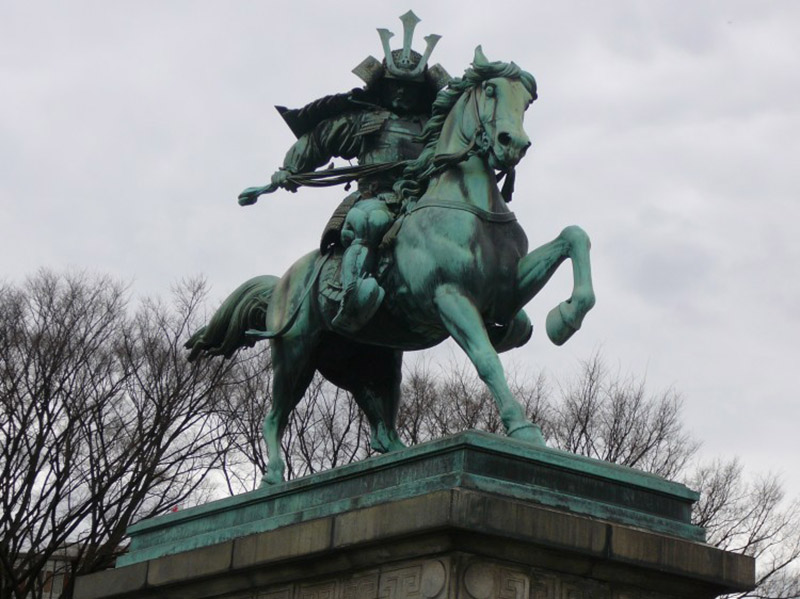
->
[[349, 347, 406, 453], [317, 342, 406, 454], [434, 284, 545, 446], [262, 335, 317, 485]]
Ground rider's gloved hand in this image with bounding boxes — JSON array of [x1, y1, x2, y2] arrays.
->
[[271, 168, 298, 193]]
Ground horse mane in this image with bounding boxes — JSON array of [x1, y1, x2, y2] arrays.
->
[[394, 48, 537, 203]]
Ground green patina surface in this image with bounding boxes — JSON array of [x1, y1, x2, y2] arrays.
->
[[118, 431, 703, 567], [185, 12, 596, 487]]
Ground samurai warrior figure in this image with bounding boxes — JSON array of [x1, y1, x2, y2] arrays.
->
[[243, 11, 450, 333]]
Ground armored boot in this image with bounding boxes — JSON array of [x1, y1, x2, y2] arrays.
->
[[332, 241, 385, 333]]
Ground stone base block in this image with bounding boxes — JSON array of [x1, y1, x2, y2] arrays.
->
[[75, 432, 754, 599]]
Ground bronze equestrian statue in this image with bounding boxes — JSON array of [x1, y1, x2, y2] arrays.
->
[[187, 12, 596, 484]]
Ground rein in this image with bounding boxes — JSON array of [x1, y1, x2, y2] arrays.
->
[[409, 87, 516, 223], [239, 82, 516, 206], [283, 161, 406, 188], [407, 200, 516, 223], [239, 161, 407, 205], [380, 86, 518, 247], [414, 86, 511, 193]]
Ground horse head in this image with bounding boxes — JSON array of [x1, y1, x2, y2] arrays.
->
[[436, 46, 534, 173], [470, 46, 534, 170]]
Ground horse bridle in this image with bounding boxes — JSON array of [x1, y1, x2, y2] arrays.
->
[[427, 82, 502, 172], [468, 81, 517, 202], [470, 82, 500, 157]]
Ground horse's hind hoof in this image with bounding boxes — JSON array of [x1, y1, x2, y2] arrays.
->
[[370, 424, 407, 454], [261, 472, 283, 486]]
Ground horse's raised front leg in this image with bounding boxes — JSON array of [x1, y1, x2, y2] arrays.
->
[[434, 285, 545, 446], [516, 225, 596, 346]]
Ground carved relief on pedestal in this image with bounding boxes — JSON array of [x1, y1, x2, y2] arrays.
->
[[612, 590, 670, 599], [298, 580, 337, 599], [560, 577, 610, 599], [379, 559, 448, 599], [560, 582, 584, 599], [251, 558, 447, 599], [246, 555, 687, 599], [341, 571, 379, 599], [462, 561, 529, 599], [529, 573, 557, 599]]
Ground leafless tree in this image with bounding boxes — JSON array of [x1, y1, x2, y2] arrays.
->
[[689, 459, 800, 599], [0, 272, 239, 599], [395, 360, 441, 446], [73, 281, 238, 575], [230, 352, 696, 484], [549, 354, 699, 479], [0, 272, 129, 599], [3, 271, 796, 598]]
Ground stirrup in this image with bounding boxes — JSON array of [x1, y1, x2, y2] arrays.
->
[[332, 278, 385, 333]]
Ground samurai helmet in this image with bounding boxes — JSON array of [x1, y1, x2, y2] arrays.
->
[[352, 10, 450, 91]]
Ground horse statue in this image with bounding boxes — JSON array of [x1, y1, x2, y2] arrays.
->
[[186, 47, 595, 485]]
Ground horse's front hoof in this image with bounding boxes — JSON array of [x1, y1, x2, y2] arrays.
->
[[261, 459, 286, 486], [546, 301, 580, 346], [508, 423, 546, 446]]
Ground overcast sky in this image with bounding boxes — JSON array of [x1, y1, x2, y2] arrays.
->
[[1, 1, 798, 497]]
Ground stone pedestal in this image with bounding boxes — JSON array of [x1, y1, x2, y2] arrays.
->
[[75, 432, 754, 599]]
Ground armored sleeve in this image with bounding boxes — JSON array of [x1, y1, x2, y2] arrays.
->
[[282, 112, 363, 173]]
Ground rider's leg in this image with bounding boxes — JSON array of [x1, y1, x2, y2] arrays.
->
[[333, 200, 393, 333], [339, 240, 374, 296]]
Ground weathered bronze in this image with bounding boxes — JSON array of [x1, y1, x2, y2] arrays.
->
[[240, 11, 449, 333], [187, 12, 596, 485]]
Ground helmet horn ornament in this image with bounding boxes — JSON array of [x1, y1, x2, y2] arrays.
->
[[353, 10, 450, 90]]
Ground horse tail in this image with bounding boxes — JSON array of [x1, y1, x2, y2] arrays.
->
[[185, 275, 279, 361]]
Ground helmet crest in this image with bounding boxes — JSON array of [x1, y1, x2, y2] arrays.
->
[[377, 10, 440, 80], [352, 10, 450, 91]]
